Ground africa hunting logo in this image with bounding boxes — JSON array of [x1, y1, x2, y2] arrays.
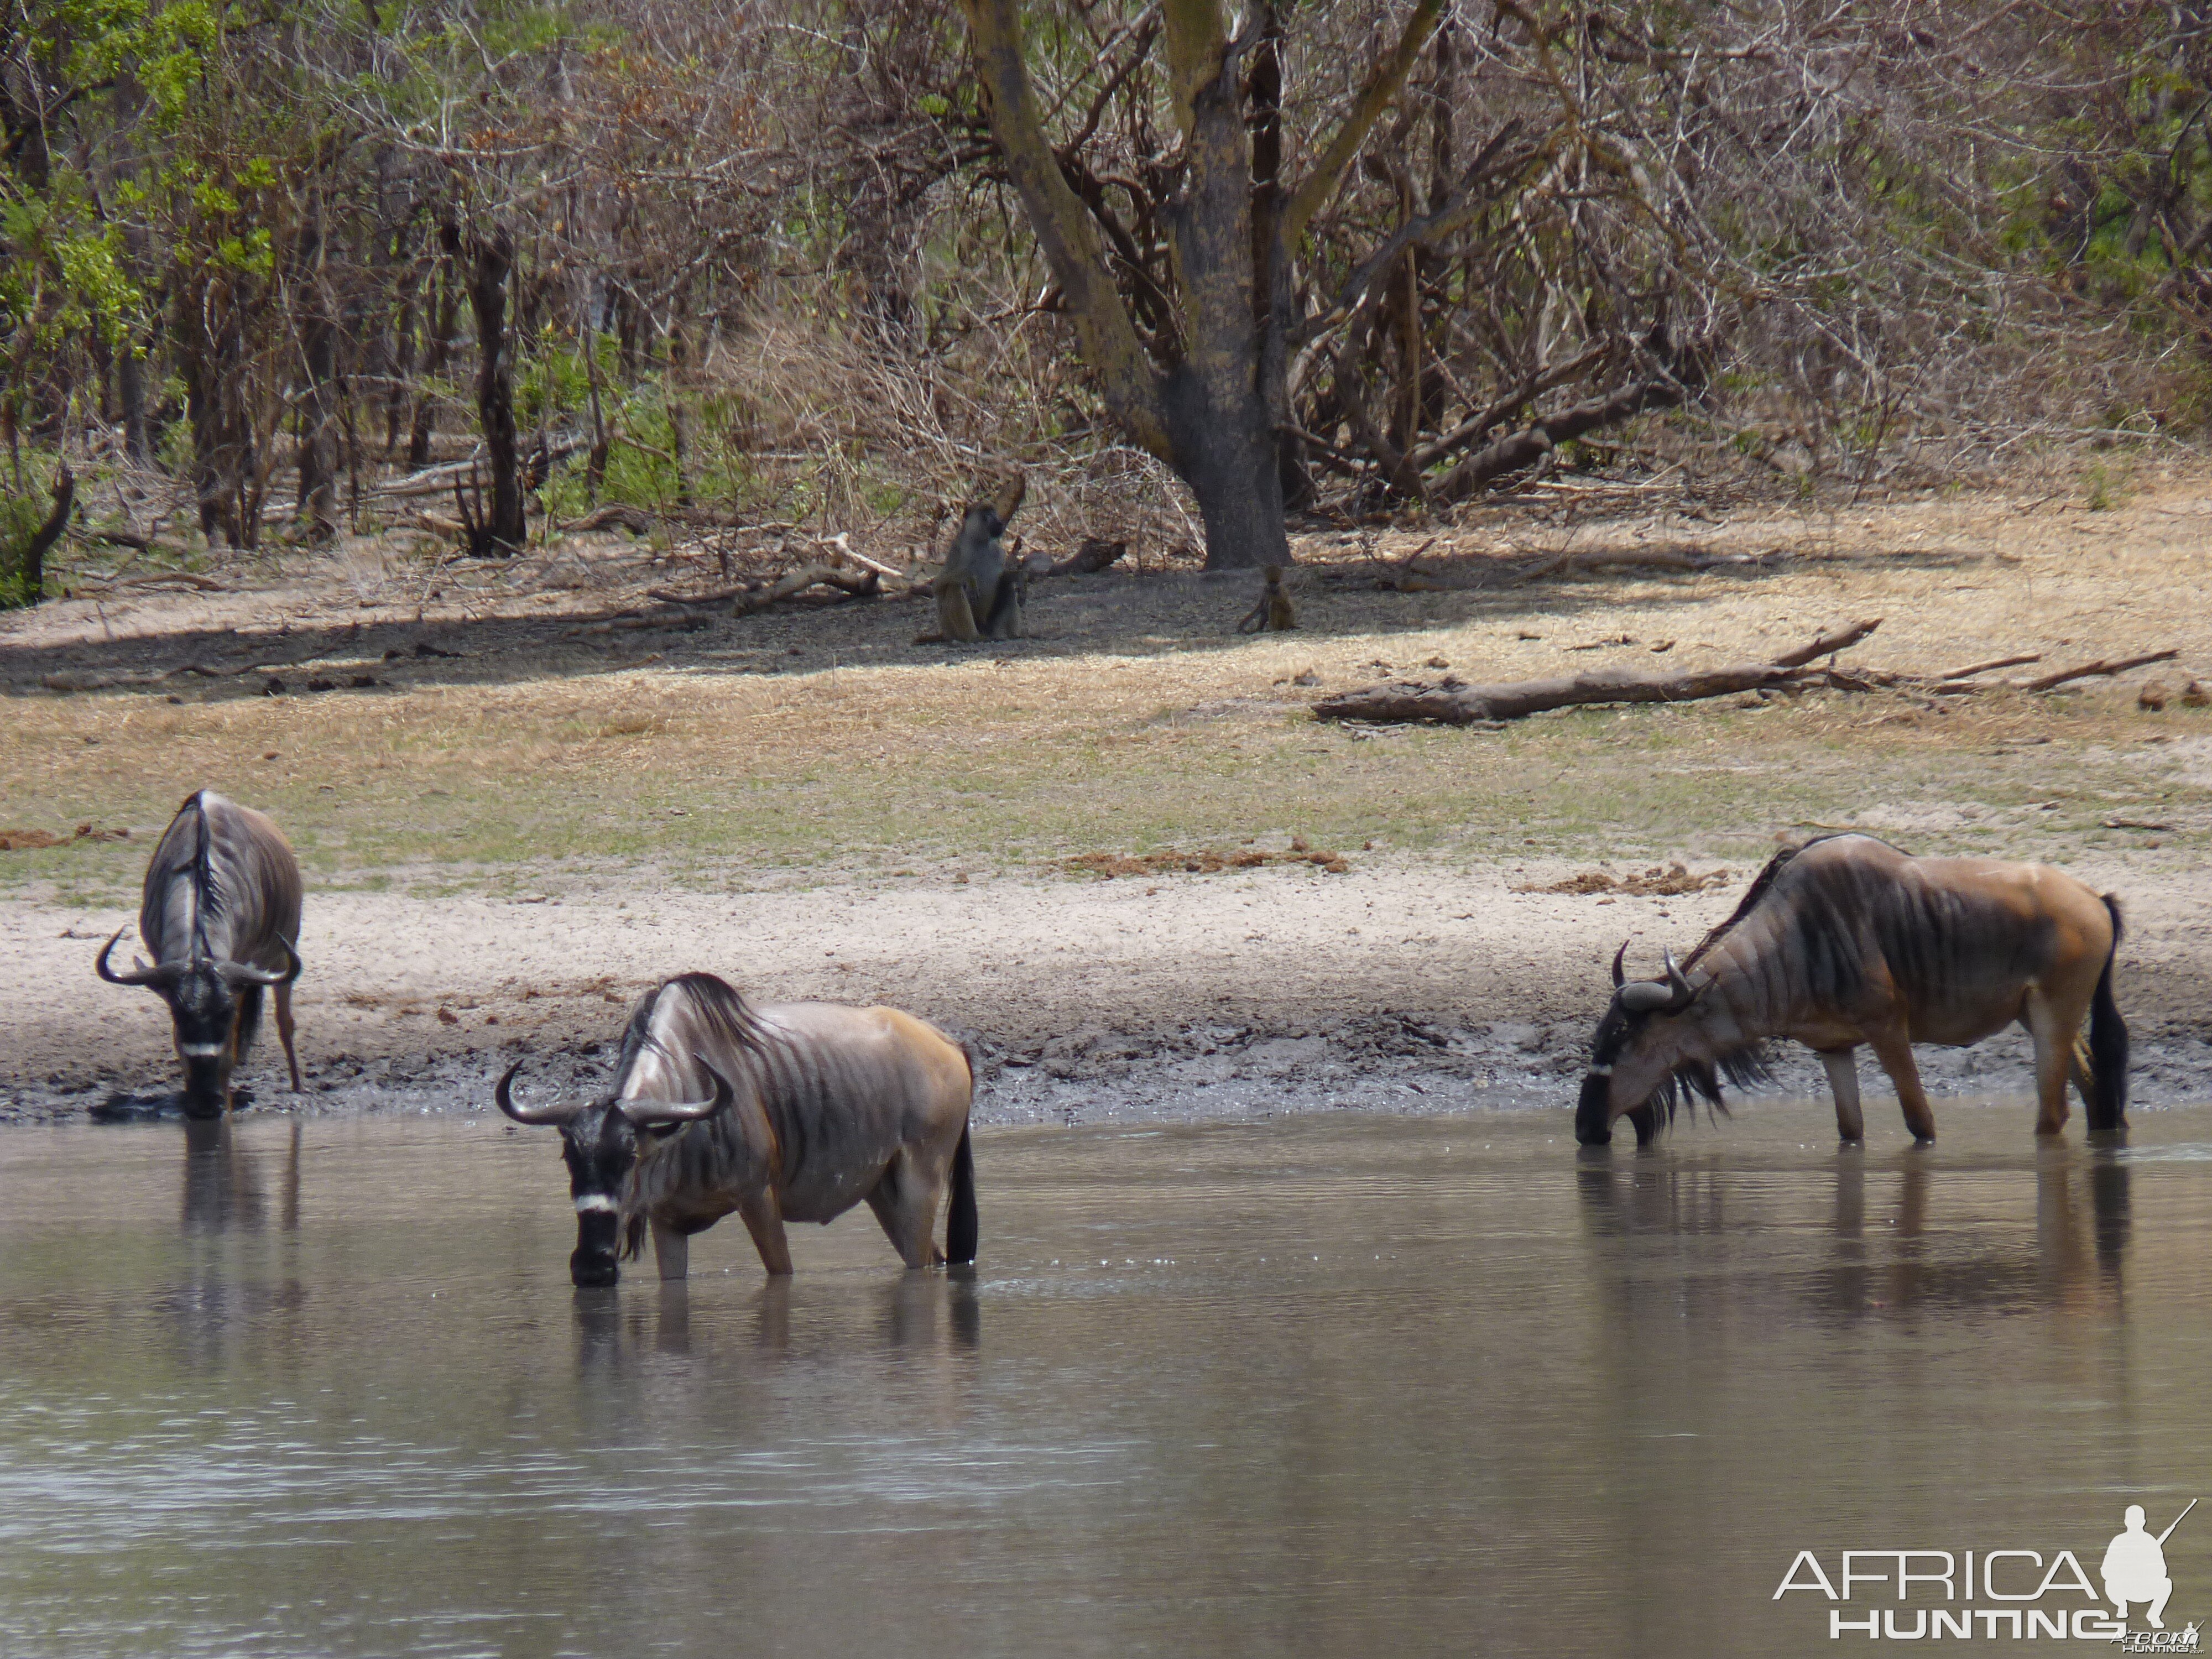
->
[[1774, 1500, 2198, 1645]]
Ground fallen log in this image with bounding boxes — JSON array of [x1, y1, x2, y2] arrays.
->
[[733, 563, 880, 616], [1313, 618, 1882, 725], [2018, 650, 2178, 692], [563, 502, 658, 535], [1938, 652, 2040, 680], [1047, 536, 1128, 577]]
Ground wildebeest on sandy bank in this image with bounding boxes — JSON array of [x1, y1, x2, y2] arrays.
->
[[497, 972, 977, 1285], [95, 789, 304, 1119], [1575, 833, 2126, 1147]]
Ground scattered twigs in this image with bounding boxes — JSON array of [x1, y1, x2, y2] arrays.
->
[[1510, 543, 1756, 583], [1313, 619, 1883, 725], [2018, 650, 2178, 692]]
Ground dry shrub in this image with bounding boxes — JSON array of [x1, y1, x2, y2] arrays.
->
[[700, 301, 1208, 565], [1068, 846, 1351, 879], [0, 823, 132, 852], [1516, 862, 1731, 898]]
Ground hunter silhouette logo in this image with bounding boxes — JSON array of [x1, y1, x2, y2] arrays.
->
[[1773, 1498, 2198, 1644], [2105, 1501, 2192, 1631]]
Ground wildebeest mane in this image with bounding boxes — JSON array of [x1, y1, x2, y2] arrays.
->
[[1681, 832, 1907, 971], [174, 789, 227, 954], [614, 973, 774, 1258], [611, 971, 770, 1096]]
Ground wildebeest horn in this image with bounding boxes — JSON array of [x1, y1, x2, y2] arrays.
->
[[1617, 979, 1676, 1011], [1611, 940, 1629, 988], [1664, 948, 1695, 1007], [217, 937, 303, 988], [95, 927, 173, 988], [494, 1061, 586, 1126], [618, 1055, 735, 1126]]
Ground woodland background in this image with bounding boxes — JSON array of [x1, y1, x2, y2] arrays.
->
[[2, 0, 2209, 597]]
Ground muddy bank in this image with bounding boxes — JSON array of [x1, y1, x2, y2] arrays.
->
[[8, 855, 2209, 1129]]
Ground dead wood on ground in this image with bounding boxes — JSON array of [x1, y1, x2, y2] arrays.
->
[[1313, 619, 1883, 724]]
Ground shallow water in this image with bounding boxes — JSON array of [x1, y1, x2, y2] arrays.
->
[[3, 1103, 2209, 1657]]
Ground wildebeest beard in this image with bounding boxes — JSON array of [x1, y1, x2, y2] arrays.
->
[[1585, 998, 1773, 1136]]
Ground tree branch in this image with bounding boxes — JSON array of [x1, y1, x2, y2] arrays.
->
[[962, 0, 1173, 460], [1280, 0, 1447, 251]]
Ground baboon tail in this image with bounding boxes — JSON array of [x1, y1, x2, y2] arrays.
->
[[946, 1120, 978, 1266], [2087, 894, 2128, 1131]]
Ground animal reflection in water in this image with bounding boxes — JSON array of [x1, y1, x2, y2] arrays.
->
[[571, 1274, 982, 1370], [498, 973, 978, 1287], [1576, 834, 2127, 1147], [95, 789, 305, 1119], [1576, 1144, 2129, 1326]]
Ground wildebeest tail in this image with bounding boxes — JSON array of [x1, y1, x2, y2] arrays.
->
[[946, 1120, 978, 1266], [233, 983, 264, 1062], [2087, 894, 2128, 1131]]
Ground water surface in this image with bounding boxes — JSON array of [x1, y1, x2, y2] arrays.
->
[[3, 1103, 2209, 1656]]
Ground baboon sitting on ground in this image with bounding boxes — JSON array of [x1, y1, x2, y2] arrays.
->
[[934, 474, 1028, 641], [1235, 565, 1297, 633]]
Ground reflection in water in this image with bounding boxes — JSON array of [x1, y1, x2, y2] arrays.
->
[[167, 1118, 303, 1376], [2, 1107, 2209, 1659], [180, 1117, 267, 1233], [1574, 1136, 2132, 1326]]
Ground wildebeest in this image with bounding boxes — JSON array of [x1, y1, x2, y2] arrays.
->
[[96, 789, 304, 1119], [1574, 833, 2126, 1147], [496, 972, 977, 1286]]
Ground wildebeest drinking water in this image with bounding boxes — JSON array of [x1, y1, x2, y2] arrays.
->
[[95, 789, 304, 1119], [1574, 833, 2126, 1147], [496, 972, 977, 1285]]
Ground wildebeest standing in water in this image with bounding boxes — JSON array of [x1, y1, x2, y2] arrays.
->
[[497, 972, 977, 1286], [96, 789, 304, 1119], [1575, 833, 2126, 1147]]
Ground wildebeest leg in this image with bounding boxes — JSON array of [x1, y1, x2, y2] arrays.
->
[[650, 1218, 690, 1281], [1865, 1027, 1936, 1142], [737, 1187, 793, 1276], [273, 984, 302, 1092], [1819, 1048, 1864, 1141], [2068, 1035, 2096, 1115], [865, 1154, 943, 1269], [2023, 995, 2075, 1136]]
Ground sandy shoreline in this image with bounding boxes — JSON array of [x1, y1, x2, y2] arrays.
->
[[9, 853, 2208, 1130]]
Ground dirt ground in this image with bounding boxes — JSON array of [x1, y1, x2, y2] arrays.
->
[[4, 463, 2210, 1130]]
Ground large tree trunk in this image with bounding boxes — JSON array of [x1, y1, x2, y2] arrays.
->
[[1160, 11, 1289, 570], [455, 223, 525, 552], [963, 0, 1439, 571], [181, 279, 257, 548], [1163, 370, 1288, 568]]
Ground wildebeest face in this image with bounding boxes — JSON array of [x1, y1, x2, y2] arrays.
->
[[495, 1057, 732, 1287], [165, 965, 241, 1119], [1575, 949, 1697, 1146], [558, 1102, 639, 1288]]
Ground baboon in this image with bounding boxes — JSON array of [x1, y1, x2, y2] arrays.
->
[[935, 474, 1028, 641], [1235, 565, 1297, 633]]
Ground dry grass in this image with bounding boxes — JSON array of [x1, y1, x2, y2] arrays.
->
[[4, 468, 2211, 911]]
